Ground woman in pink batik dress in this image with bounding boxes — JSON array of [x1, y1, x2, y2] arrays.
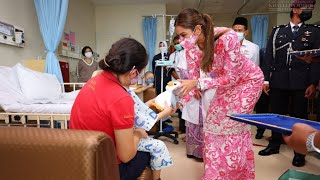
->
[[175, 8, 264, 180]]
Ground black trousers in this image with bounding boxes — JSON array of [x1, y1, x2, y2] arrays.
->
[[177, 109, 186, 133], [268, 88, 308, 153], [255, 92, 269, 134]]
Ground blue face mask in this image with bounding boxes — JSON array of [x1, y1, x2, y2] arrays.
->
[[236, 32, 244, 41], [174, 44, 183, 51], [146, 78, 154, 85]]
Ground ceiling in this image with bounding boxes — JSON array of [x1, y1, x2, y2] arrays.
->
[[90, 0, 273, 16]]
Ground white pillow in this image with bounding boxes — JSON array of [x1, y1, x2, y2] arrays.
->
[[0, 64, 26, 105], [15, 63, 62, 100]]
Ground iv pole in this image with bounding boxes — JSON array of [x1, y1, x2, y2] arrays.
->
[[144, 14, 179, 144]]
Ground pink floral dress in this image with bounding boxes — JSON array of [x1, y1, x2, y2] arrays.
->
[[182, 27, 264, 180]]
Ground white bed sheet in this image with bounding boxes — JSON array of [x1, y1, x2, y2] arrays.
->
[[2, 102, 73, 114]]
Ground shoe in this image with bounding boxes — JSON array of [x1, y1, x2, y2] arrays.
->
[[258, 147, 279, 156], [292, 155, 305, 167], [255, 132, 264, 139], [166, 119, 173, 123]]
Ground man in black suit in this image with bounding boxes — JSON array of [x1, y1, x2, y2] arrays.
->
[[258, 0, 320, 167]]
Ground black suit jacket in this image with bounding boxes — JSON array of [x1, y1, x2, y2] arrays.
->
[[264, 23, 320, 90]]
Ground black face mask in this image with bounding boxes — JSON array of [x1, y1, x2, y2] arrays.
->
[[298, 10, 313, 22]]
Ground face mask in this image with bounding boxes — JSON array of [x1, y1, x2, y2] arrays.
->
[[160, 47, 167, 53], [146, 78, 154, 85], [179, 27, 199, 50], [236, 32, 244, 41], [299, 10, 313, 22], [85, 52, 93, 58], [130, 69, 140, 85], [174, 44, 183, 51]]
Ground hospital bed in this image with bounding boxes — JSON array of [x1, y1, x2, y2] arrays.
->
[[0, 63, 84, 129]]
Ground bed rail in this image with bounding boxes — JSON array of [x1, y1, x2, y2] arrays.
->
[[61, 82, 85, 92], [0, 112, 70, 129]]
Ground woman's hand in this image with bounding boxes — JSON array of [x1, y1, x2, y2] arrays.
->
[[175, 79, 198, 97], [194, 90, 202, 100]]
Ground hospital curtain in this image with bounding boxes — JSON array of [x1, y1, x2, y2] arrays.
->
[[142, 17, 157, 71], [251, 15, 269, 49], [34, 0, 69, 83]]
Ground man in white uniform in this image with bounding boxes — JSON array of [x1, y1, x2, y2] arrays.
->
[[232, 17, 260, 66], [233, 17, 268, 139]]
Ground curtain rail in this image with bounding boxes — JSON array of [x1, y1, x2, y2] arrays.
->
[[237, 0, 290, 16]]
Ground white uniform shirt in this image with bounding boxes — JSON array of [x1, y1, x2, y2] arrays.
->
[[169, 49, 187, 80], [240, 39, 260, 66]]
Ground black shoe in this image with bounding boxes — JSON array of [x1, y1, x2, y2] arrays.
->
[[255, 132, 264, 139], [258, 147, 279, 156], [166, 119, 173, 123], [292, 155, 305, 167]]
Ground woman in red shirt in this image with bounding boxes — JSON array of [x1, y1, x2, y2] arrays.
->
[[70, 38, 151, 180]]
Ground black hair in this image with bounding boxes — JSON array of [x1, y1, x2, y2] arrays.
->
[[290, 10, 293, 18], [99, 38, 148, 75], [81, 46, 93, 56]]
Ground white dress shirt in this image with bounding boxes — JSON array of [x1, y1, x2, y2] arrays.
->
[[169, 49, 187, 80], [290, 21, 303, 33], [240, 38, 260, 66]]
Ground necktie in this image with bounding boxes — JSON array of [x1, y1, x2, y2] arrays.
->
[[293, 25, 299, 37]]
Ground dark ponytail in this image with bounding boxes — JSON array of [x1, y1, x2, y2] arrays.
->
[[175, 8, 214, 73], [99, 38, 148, 75]]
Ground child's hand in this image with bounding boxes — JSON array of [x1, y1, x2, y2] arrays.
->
[[162, 101, 174, 116], [134, 128, 148, 139], [147, 83, 154, 88], [145, 98, 155, 107]]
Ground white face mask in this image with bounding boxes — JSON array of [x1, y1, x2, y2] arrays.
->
[[159, 47, 167, 53], [85, 52, 93, 58], [236, 32, 244, 42]]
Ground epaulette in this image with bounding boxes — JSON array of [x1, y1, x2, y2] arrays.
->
[[272, 24, 286, 29], [305, 24, 320, 28]]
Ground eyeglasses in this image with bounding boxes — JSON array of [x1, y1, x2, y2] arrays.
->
[[130, 66, 142, 79]]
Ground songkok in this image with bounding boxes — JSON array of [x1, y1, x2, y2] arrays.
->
[[233, 17, 248, 29]]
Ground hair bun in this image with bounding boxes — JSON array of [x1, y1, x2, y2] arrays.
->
[[109, 54, 121, 61]]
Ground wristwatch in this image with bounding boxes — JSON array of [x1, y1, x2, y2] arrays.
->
[[306, 132, 320, 153], [196, 80, 201, 91]]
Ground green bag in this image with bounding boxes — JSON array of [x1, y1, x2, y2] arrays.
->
[[279, 169, 320, 180]]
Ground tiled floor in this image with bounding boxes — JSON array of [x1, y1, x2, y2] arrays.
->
[[156, 117, 320, 180]]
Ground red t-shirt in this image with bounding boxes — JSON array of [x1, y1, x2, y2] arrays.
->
[[70, 71, 134, 150]]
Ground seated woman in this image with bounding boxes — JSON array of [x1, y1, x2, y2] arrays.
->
[[70, 38, 152, 180], [90, 62, 174, 180]]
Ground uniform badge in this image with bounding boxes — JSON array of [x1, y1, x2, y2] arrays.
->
[[304, 31, 312, 36], [301, 37, 307, 41], [304, 43, 309, 47]]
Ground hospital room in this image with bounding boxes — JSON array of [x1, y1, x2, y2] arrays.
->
[[1, 0, 320, 179]]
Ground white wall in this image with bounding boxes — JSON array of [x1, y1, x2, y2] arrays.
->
[[95, 3, 166, 69], [62, 0, 96, 82], [0, 0, 96, 82], [0, 0, 45, 66]]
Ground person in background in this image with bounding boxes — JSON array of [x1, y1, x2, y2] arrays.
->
[[169, 35, 187, 139], [175, 8, 263, 179], [134, 71, 154, 94], [152, 41, 179, 96], [232, 17, 260, 66], [284, 123, 320, 155], [232, 17, 267, 139], [77, 46, 99, 82], [258, 0, 320, 167], [152, 41, 179, 125], [70, 38, 150, 180]]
